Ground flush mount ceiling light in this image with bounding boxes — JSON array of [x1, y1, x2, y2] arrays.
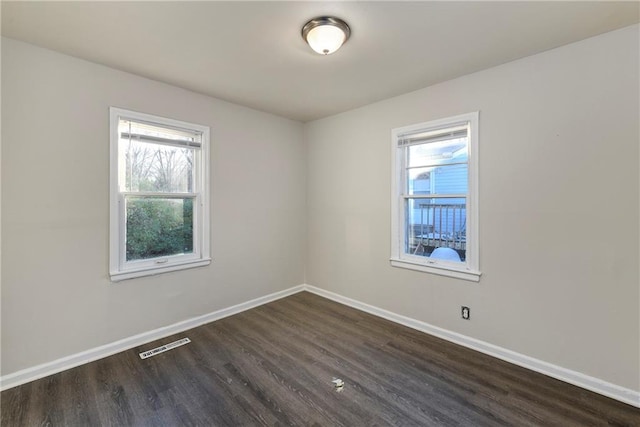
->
[[302, 16, 351, 55]]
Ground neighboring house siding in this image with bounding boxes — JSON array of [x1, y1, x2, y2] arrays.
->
[[433, 163, 466, 235], [433, 163, 467, 236], [411, 159, 467, 236], [433, 163, 467, 195]]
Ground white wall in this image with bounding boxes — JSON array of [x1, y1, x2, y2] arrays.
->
[[1, 38, 306, 375], [306, 25, 639, 391], [2, 24, 639, 397]]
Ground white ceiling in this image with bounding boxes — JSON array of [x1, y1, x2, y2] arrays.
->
[[2, 1, 638, 122]]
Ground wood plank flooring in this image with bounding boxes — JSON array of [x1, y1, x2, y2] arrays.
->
[[2, 291, 639, 426]]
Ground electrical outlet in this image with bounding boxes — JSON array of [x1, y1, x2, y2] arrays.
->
[[461, 306, 470, 320]]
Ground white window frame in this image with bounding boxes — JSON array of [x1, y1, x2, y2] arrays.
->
[[390, 112, 481, 282], [109, 107, 211, 281]]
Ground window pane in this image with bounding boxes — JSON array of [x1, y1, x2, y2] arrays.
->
[[120, 139, 194, 193], [125, 197, 194, 261], [407, 137, 467, 168], [407, 169, 431, 196], [405, 197, 466, 261], [407, 163, 467, 195]]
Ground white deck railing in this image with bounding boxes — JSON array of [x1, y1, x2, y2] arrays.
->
[[409, 203, 466, 257]]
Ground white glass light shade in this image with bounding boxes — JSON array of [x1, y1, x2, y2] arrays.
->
[[302, 17, 350, 55], [306, 25, 346, 55]]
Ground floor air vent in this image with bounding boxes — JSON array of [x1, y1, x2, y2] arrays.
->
[[139, 337, 191, 359]]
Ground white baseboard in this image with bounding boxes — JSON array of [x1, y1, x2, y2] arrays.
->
[[0, 284, 305, 391], [303, 285, 640, 408], [3, 283, 638, 409]]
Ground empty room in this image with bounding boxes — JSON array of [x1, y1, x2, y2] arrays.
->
[[1, 1, 639, 425]]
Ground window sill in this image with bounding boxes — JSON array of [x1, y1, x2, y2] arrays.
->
[[110, 258, 211, 282], [390, 258, 481, 282]]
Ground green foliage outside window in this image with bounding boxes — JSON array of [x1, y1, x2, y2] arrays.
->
[[126, 198, 193, 261]]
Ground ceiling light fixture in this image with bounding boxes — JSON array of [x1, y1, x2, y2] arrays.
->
[[302, 16, 351, 55]]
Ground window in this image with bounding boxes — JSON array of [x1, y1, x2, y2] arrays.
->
[[109, 108, 210, 281], [391, 112, 480, 281]]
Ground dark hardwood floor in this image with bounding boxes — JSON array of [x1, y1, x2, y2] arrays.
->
[[2, 291, 639, 426]]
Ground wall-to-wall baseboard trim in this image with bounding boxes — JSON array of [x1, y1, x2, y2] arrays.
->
[[0, 285, 305, 391], [303, 285, 640, 408], [2, 283, 638, 409]]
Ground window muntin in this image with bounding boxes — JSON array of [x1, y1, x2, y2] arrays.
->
[[391, 112, 480, 281], [110, 108, 210, 281]]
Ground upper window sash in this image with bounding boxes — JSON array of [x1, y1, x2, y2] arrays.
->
[[117, 117, 202, 195]]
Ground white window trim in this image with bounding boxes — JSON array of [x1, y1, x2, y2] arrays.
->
[[109, 107, 211, 282], [390, 112, 481, 282]]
